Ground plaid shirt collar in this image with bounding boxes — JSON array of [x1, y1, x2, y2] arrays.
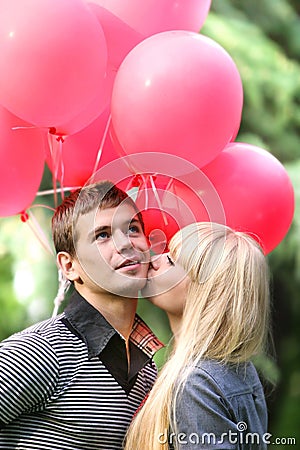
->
[[63, 290, 164, 359], [130, 315, 163, 358]]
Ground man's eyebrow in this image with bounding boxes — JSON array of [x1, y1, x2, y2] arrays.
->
[[130, 218, 141, 225], [88, 225, 110, 240], [88, 218, 141, 240]]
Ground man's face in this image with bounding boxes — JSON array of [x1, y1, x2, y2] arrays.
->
[[72, 201, 150, 298]]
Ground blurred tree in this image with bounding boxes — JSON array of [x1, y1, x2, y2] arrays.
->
[[267, 160, 300, 441], [204, 4, 300, 163], [0, 252, 28, 340]]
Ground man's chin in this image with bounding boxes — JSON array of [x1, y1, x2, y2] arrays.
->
[[114, 276, 148, 299]]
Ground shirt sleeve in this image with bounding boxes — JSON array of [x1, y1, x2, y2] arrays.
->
[[0, 332, 59, 427], [173, 368, 238, 450]]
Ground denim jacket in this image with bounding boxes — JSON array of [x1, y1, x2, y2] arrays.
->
[[170, 360, 268, 449]]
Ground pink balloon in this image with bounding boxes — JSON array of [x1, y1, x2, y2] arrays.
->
[[0, 105, 45, 217], [46, 108, 119, 187], [90, 0, 211, 37], [52, 68, 116, 137], [0, 0, 107, 128], [111, 31, 243, 168], [201, 142, 295, 254], [88, 3, 144, 70]]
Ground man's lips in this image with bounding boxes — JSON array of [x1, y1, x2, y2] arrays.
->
[[115, 258, 142, 270]]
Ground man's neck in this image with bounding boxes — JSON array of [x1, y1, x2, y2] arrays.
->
[[75, 284, 138, 341]]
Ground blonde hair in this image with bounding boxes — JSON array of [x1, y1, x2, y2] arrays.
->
[[124, 222, 270, 450]]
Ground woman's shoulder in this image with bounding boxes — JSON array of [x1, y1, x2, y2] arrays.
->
[[189, 359, 263, 398]]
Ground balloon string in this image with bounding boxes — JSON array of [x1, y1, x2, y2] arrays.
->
[[47, 131, 66, 206], [165, 177, 174, 192], [166, 178, 182, 213], [143, 174, 149, 210], [48, 133, 59, 207], [91, 114, 112, 180], [13, 125, 67, 203], [13, 125, 66, 202], [12, 126, 37, 131], [30, 203, 56, 212], [58, 139, 65, 201], [52, 268, 71, 318], [164, 177, 181, 210], [12, 125, 53, 132], [21, 209, 55, 256], [36, 187, 81, 197], [123, 157, 141, 177], [20, 208, 71, 319], [125, 177, 137, 192], [125, 174, 143, 191], [109, 126, 142, 176], [149, 175, 169, 226]]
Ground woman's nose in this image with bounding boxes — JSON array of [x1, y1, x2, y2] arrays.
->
[[149, 254, 163, 270]]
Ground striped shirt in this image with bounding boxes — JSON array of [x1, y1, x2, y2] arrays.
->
[[0, 291, 163, 449]]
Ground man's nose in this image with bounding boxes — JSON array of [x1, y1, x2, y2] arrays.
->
[[114, 230, 133, 252]]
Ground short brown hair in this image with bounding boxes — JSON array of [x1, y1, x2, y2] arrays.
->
[[52, 181, 144, 256]]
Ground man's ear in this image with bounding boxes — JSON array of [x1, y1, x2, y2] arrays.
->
[[57, 252, 81, 282]]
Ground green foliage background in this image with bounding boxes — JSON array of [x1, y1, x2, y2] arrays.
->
[[0, 0, 299, 445]]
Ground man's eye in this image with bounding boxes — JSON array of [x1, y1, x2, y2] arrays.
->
[[167, 255, 175, 266], [128, 225, 141, 234]]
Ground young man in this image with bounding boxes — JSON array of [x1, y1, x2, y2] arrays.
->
[[0, 181, 163, 450]]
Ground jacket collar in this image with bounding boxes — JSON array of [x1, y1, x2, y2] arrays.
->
[[63, 290, 163, 359]]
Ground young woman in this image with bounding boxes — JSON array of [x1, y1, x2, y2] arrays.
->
[[124, 222, 271, 450]]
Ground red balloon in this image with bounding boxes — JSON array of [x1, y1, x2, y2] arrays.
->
[[0, 105, 45, 217], [88, 3, 144, 70], [90, 0, 211, 37], [51, 69, 115, 136], [202, 142, 295, 254], [112, 31, 243, 168], [46, 108, 119, 187], [0, 0, 108, 128], [165, 178, 210, 223], [142, 208, 179, 254]]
